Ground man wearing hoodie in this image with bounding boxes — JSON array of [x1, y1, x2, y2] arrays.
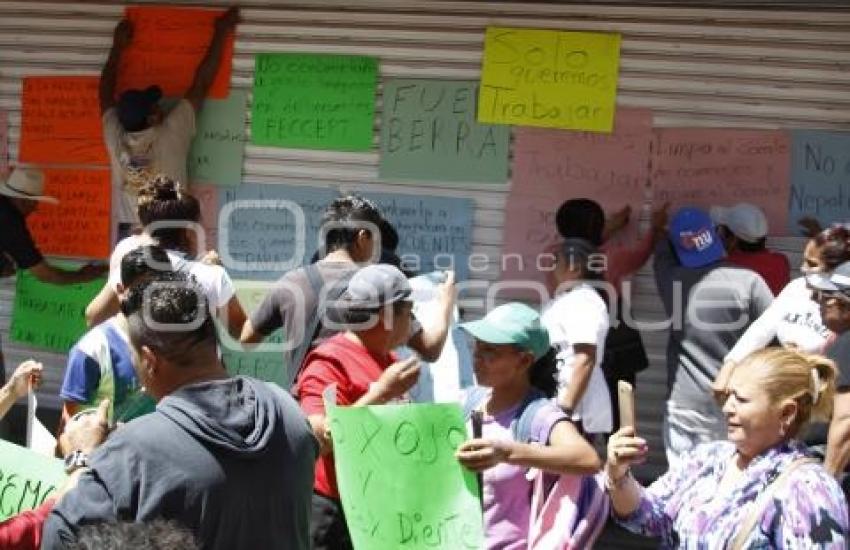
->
[[42, 271, 318, 550]]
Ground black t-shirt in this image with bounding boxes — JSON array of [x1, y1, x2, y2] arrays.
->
[[0, 196, 43, 272]]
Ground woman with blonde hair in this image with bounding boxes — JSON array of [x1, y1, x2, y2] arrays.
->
[[606, 348, 848, 548]]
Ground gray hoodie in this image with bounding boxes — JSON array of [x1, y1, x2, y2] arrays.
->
[[42, 376, 318, 550]]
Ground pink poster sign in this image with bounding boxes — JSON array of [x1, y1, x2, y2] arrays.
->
[[651, 128, 791, 235], [500, 109, 652, 296]]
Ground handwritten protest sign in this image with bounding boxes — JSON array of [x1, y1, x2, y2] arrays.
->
[[0, 109, 8, 174], [789, 130, 850, 233], [0, 439, 67, 522], [189, 90, 248, 186], [329, 403, 483, 550], [27, 168, 111, 259], [500, 109, 652, 289], [652, 129, 790, 234], [252, 53, 378, 150], [10, 267, 105, 353], [118, 6, 234, 98], [219, 183, 337, 280], [478, 27, 621, 132], [219, 281, 288, 387], [19, 76, 108, 164], [193, 183, 219, 250], [368, 193, 474, 281], [380, 79, 509, 183]]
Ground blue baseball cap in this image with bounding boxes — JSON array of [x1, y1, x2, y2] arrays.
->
[[668, 207, 725, 268], [117, 86, 162, 132]]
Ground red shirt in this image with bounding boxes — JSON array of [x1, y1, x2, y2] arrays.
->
[[294, 333, 396, 499], [0, 499, 54, 550], [726, 250, 791, 296]]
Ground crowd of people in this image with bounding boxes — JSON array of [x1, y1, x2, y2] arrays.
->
[[0, 8, 849, 550]]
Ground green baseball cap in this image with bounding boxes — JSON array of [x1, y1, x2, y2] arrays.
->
[[460, 302, 550, 360]]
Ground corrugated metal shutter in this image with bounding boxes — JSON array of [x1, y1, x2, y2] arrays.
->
[[1, 0, 848, 482]]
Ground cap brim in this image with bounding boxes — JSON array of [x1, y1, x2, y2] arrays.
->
[[459, 319, 518, 345], [674, 244, 725, 268], [807, 272, 844, 292], [0, 185, 58, 204]]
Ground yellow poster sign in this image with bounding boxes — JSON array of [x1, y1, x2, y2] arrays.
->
[[478, 27, 621, 133]]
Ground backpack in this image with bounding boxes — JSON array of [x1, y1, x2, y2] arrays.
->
[[601, 297, 649, 379], [462, 387, 609, 550]]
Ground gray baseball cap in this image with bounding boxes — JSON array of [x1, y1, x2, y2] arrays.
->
[[341, 264, 412, 310]]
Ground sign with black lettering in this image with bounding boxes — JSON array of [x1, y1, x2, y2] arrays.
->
[[189, 90, 248, 186], [329, 403, 483, 550], [478, 27, 621, 132], [251, 53, 378, 151], [789, 130, 850, 232], [380, 79, 509, 183], [0, 439, 67, 522]]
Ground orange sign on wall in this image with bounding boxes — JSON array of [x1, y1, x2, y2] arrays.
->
[[117, 6, 234, 99], [19, 76, 108, 165], [27, 168, 112, 259]]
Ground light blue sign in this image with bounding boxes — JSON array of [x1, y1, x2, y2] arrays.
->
[[368, 193, 474, 281], [789, 130, 850, 233], [218, 183, 337, 280]]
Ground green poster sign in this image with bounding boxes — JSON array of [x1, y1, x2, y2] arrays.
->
[[380, 79, 510, 183], [0, 439, 67, 521], [10, 268, 105, 353], [329, 403, 483, 550], [188, 90, 248, 187], [218, 281, 288, 387], [251, 53, 378, 151]]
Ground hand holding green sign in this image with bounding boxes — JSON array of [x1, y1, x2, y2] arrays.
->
[[329, 402, 484, 550], [0, 439, 67, 521]]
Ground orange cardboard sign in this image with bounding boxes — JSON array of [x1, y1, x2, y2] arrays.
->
[[117, 6, 234, 99], [27, 168, 112, 259], [19, 76, 108, 165]]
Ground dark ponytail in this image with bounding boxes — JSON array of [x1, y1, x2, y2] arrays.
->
[[529, 347, 559, 398], [815, 224, 850, 270], [136, 175, 201, 253]]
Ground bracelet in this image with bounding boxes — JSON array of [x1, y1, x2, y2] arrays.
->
[[603, 468, 633, 492]]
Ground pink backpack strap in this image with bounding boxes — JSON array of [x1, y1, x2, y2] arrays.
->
[[528, 470, 610, 550]]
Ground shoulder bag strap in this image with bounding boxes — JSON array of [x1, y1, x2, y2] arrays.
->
[[286, 264, 326, 389], [730, 457, 819, 550]]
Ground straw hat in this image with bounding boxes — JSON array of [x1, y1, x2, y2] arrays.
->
[[0, 167, 58, 204]]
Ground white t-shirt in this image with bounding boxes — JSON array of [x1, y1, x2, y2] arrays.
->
[[726, 277, 832, 363], [103, 99, 196, 227], [541, 283, 612, 433], [107, 234, 234, 312]]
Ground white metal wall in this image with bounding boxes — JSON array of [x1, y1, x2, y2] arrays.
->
[[1, 0, 849, 478]]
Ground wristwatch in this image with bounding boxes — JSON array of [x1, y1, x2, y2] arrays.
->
[[63, 450, 90, 474]]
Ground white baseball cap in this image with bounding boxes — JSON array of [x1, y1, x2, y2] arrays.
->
[[807, 261, 850, 294], [710, 203, 768, 243], [0, 167, 57, 204]]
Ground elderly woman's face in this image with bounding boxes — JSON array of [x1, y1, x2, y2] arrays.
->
[[722, 367, 787, 458]]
